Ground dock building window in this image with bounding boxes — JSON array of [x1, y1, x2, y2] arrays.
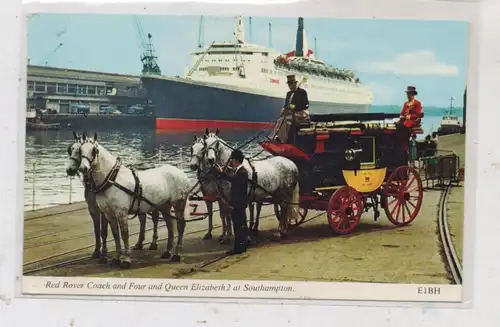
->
[[87, 86, 96, 95], [34, 82, 45, 93], [67, 84, 77, 94], [27, 81, 34, 91], [46, 83, 56, 94], [57, 84, 67, 94], [77, 85, 87, 95]]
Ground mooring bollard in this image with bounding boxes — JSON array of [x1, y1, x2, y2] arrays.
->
[[69, 177, 73, 204], [31, 161, 36, 211]]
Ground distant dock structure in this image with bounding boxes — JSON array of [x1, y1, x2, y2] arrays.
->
[[26, 65, 153, 114]]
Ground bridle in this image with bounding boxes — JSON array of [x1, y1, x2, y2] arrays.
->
[[79, 139, 100, 171], [67, 141, 82, 167], [191, 136, 222, 174]]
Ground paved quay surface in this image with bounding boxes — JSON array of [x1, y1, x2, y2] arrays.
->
[[23, 134, 465, 284]]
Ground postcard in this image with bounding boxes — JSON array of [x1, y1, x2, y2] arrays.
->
[[22, 13, 468, 303]]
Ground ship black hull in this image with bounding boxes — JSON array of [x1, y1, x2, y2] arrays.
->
[[141, 76, 370, 130]]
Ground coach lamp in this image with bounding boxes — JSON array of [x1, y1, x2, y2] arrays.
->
[[345, 148, 362, 161]]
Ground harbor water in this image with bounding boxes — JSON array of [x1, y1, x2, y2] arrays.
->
[[23, 107, 461, 211]]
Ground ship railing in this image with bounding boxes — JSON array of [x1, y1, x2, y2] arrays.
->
[[25, 147, 188, 212]]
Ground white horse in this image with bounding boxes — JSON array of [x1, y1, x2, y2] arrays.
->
[[65, 132, 109, 263], [202, 128, 300, 239], [66, 133, 162, 257], [77, 132, 191, 268], [189, 133, 233, 244]]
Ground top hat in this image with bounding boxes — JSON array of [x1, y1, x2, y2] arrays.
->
[[286, 75, 298, 84], [405, 86, 418, 95]]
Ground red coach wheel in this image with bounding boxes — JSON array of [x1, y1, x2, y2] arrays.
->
[[382, 165, 423, 226], [273, 204, 308, 228], [327, 186, 363, 235]]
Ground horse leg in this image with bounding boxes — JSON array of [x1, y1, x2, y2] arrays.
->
[[253, 202, 262, 233], [221, 202, 232, 245], [88, 205, 101, 259], [133, 213, 147, 251], [117, 213, 132, 269], [160, 204, 173, 259], [148, 211, 159, 251], [99, 213, 109, 264], [249, 203, 255, 232], [170, 200, 187, 262], [215, 200, 227, 242], [203, 201, 213, 240], [107, 216, 122, 266]]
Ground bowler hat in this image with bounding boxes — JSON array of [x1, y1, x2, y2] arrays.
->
[[229, 149, 244, 162], [405, 86, 418, 95]]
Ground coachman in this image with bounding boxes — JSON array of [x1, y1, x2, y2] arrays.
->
[[397, 86, 424, 156]]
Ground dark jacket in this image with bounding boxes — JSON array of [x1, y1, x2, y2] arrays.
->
[[218, 166, 249, 210], [284, 87, 309, 112]]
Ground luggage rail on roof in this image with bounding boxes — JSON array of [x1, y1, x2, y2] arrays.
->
[[309, 112, 405, 123]]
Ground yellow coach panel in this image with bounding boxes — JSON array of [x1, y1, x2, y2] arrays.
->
[[342, 168, 387, 193]]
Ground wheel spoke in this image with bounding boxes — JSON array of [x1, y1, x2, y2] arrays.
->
[[405, 175, 417, 191], [407, 198, 417, 209], [390, 198, 400, 216]]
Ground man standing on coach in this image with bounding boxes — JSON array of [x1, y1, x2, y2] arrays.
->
[[214, 149, 249, 255], [397, 86, 423, 160]]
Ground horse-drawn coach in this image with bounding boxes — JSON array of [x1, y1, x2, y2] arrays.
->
[[259, 112, 425, 235]]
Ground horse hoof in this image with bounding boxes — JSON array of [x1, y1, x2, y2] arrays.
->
[[110, 258, 121, 266], [91, 250, 101, 259], [251, 228, 259, 235], [133, 243, 143, 251], [202, 233, 212, 240], [217, 235, 225, 242], [271, 233, 281, 242], [148, 243, 158, 251], [120, 261, 131, 269], [170, 254, 181, 263], [98, 256, 108, 264], [219, 237, 230, 245], [161, 251, 172, 259]]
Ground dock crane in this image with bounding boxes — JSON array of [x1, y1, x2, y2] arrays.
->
[[132, 15, 161, 75]]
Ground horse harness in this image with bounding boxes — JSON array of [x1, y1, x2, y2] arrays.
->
[[83, 150, 171, 220], [195, 138, 259, 204]]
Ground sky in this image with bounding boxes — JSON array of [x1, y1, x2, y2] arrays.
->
[[27, 14, 468, 107]]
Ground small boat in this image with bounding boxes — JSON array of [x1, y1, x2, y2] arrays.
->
[[26, 120, 61, 131], [437, 96, 462, 136]]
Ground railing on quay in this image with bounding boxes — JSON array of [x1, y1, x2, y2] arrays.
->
[[26, 146, 186, 212]]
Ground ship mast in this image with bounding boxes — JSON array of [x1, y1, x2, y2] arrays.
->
[[314, 37, 317, 57], [233, 16, 246, 78], [268, 22, 273, 48], [248, 17, 252, 43], [198, 16, 204, 48]]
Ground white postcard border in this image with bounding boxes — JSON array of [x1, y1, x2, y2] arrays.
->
[[12, 0, 480, 313], [22, 276, 462, 303]]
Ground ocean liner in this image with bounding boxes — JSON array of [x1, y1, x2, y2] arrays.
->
[[141, 16, 373, 130]]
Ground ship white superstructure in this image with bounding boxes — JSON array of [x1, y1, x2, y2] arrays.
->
[[179, 16, 372, 110]]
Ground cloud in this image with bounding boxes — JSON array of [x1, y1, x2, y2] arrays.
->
[[358, 51, 459, 76]]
